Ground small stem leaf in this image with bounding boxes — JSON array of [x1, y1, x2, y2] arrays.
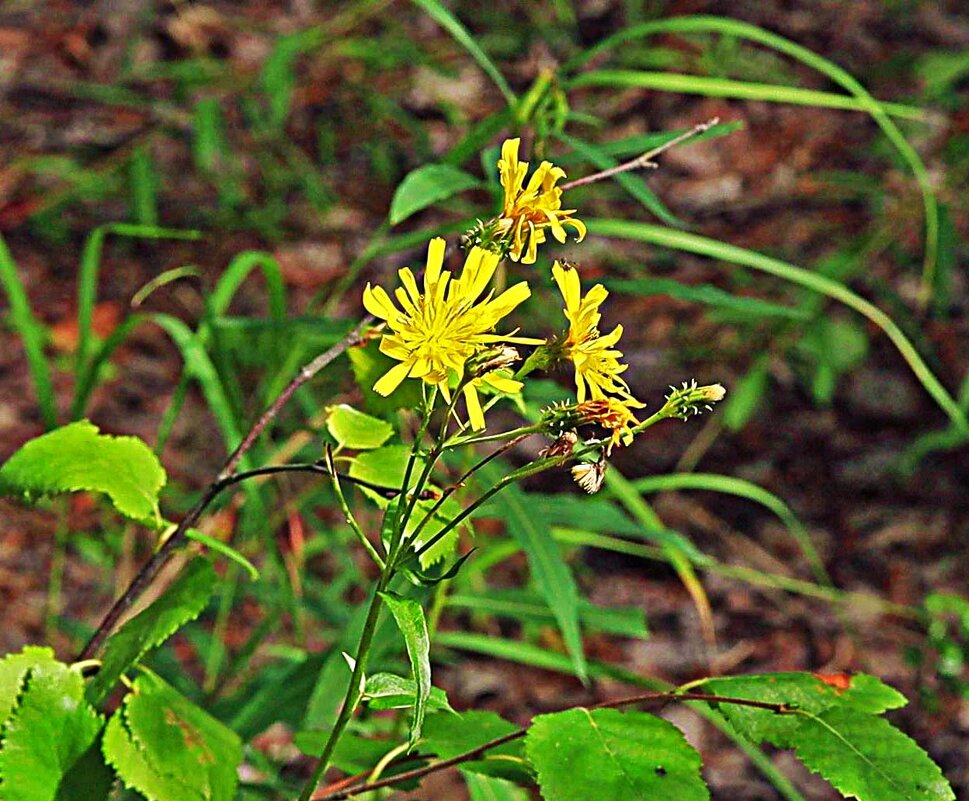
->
[[389, 164, 482, 226], [185, 528, 259, 580], [0, 660, 112, 801], [0, 421, 166, 526], [363, 672, 455, 713], [379, 592, 431, 748], [791, 708, 955, 801], [86, 559, 217, 705], [525, 708, 709, 801], [325, 404, 394, 450]]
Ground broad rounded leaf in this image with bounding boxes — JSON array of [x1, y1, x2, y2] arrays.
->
[[389, 164, 481, 225], [0, 660, 112, 801], [87, 559, 217, 704], [0, 420, 166, 525], [525, 708, 708, 801], [325, 404, 393, 450]]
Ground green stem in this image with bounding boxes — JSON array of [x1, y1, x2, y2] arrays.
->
[[295, 582, 387, 801]]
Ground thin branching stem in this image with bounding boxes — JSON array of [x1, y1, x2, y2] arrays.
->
[[311, 690, 792, 800], [77, 319, 371, 661]]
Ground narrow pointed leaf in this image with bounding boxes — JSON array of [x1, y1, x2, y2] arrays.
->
[[379, 592, 431, 747]]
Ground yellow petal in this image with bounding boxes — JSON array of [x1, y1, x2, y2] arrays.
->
[[552, 261, 580, 313], [463, 383, 486, 430], [373, 360, 414, 396], [482, 372, 522, 394], [363, 284, 399, 321], [424, 237, 446, 288]]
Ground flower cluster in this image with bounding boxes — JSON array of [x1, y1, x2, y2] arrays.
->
[[363, 137, 723, 485]]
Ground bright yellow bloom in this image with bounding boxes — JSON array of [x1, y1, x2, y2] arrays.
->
[[497, 138, 586, 264], [363, 238, 540, 428], [552, 260, 644, 408]]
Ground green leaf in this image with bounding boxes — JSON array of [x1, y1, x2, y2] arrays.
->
[[0, 646, 57, 725], [379, 592, 431, 747], [700, 672, 906, 747], [0, 420, 166, 525], [0, 660, 112, 801], [525, 708, 708, 801], [121, 673, 241, 801], [422, 710, 525, 780], [462, 771, 532, 801], [326, 404, 394, 450], [185, 528, 259, 580], [349, 340, 424, 417], [791, 707, 954, 801], [103, 710, 202, 801], [389, 164, 481, 225], [477, 469, 587, 683], [349, 446, 417, 505], [364, 673, 454, 713], [87, 559, 217, 704]]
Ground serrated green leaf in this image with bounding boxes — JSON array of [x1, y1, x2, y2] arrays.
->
[[87, 559, 217, 704], [379, 592, 431, 748], [0, 646, 57, 725], [462, 771, 532, 801], [364, 672, 454, 713], [0, 420, 166, 525], [103, 708, 205, 801], [422, 710, 525, 781], [389, 164, 481, 225], [700, 672, 906, 747], [326, 404, 394, 450], [526, 708, 708, 801], [791, 707, 954, 801], [0, 661, 112, 801], [122, 673, 242, 801]]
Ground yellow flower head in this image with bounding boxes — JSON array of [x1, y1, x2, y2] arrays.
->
[[363, 238, 541, 428], [496, 138, 586, 264], [552, 261, 644, 408], [576, 398, 641, 451]]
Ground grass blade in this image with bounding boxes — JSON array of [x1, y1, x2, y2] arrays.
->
[[410, 0, 516, 107], [587, 218, 967, 433], [568, 70, 928, 121], [564, 15, 940, 307], [0, 234, 57, 429]]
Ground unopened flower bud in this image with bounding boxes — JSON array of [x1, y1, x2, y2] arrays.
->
[[661, 380, 727, 421]]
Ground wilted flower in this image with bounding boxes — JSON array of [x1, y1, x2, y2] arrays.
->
[[552, 261, 644, 408], [363, 238, 542, 426], [494, 138, 586, 264], [571, 459, 607, 494], [576, 397, 640, 452]]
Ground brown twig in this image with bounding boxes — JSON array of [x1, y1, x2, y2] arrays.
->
[[311, 690, 792, 800], [77, 317, 372, 661], [559, 118, 721, 192]]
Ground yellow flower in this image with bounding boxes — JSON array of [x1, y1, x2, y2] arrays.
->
[[496, 138, 586, 264], [363, 238, 540, 427], [552, 261, 644, 408]]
